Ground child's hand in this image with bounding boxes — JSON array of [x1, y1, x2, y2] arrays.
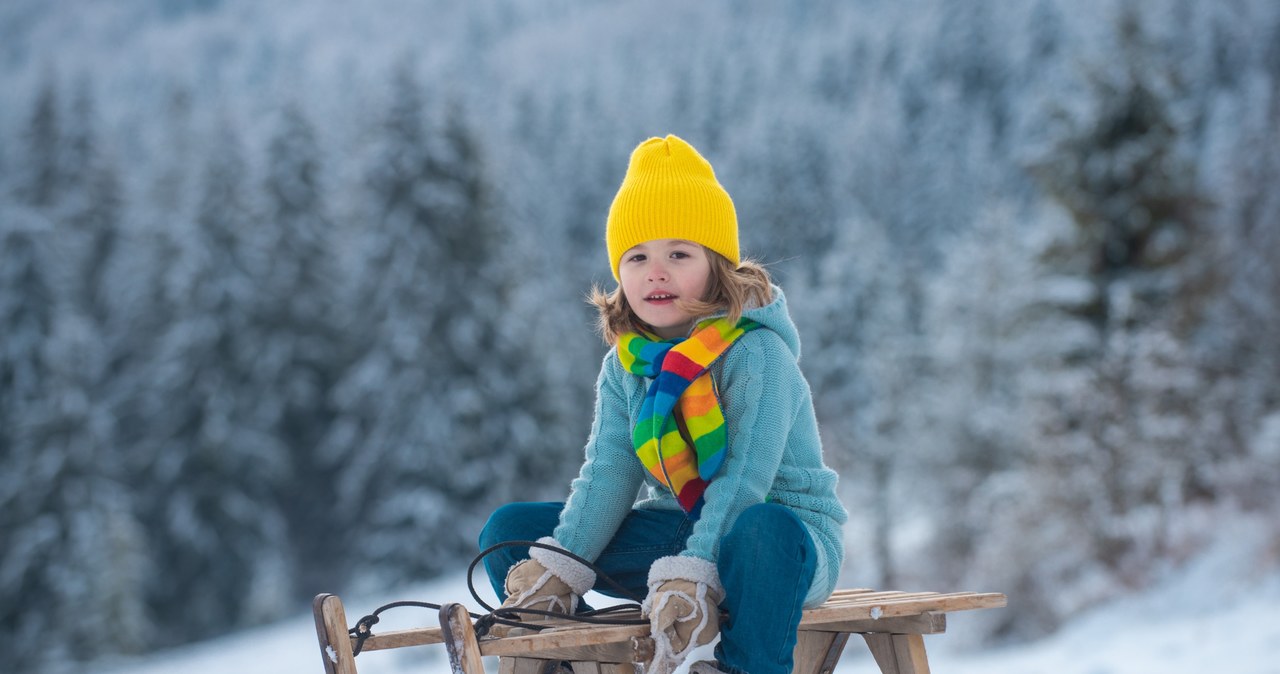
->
[[504, 558, 576, 612], [643, 557, 723, 674], [649, 578, 722, 650], [489, 538, 596, 638]]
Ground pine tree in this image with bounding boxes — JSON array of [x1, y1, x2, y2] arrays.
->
[[330, 64, 475, 582], [918, 203, 1038, 589], [13, 80, 64, 210], [255, 103, 346, 598], [795, 211, 918, 589], [928, 0, 1011, 142], [1, 81, 150, 670], [26, 311, 151, 662], [139, 121, 289, 644], [1206, 33, 1280, 515], [60, 83, 124, 329], [0, 226, 58, 672], [1015, 6, 1215, 633], [730, 119, 841, 284]]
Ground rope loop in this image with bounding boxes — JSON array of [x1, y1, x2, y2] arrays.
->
[[344, 540, 648, 655]]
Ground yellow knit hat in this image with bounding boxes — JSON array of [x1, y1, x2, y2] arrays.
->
[[606, 135, 739, 280]]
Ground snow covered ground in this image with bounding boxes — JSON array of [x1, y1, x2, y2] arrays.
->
[[94, 523, 1280, 674]]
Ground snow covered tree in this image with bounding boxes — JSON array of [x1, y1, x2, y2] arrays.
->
[[728, 117, 843, 284], [1, 83, 148, 669], [330, 64, 526, 583], [1012, 6, 1217, 634], [137, 120, 291, 644], [0, 225, 58, 673], [794, 210, 921, 590], [928, 0, 1013, 144], [21, 311, 151, 663], [917, 203, 1040, 598], [251, 103, 347, 598], [1203, 36, 1280, 520], [59, 83, 124, 329], [12, 80, 65, 211]]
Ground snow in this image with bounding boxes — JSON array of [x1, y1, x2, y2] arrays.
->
[[6, 0, 1280, 671], [95, 523, 1280, 674]]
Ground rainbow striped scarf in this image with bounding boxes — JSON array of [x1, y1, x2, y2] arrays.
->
[[618, 317, 760, 517]]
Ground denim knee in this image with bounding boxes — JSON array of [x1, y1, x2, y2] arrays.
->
[[722, 503, 808, 555], [479, 502, 533, 550], [482, 502, 564, 546], [478, 502, 564, 601]]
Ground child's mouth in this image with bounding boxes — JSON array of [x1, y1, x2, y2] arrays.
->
[[646, 293, 677, 304]]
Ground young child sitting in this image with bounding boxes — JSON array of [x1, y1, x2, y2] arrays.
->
[[479, 134, 848, 674]]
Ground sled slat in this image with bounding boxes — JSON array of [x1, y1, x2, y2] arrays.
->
[[314, 594, 359, 674], [441, 603, 485, 674], [358, 626, 446, 651], [313, 589, 1004, 674]]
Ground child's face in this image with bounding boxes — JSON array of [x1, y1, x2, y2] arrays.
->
[[618, 238, 712, 340]]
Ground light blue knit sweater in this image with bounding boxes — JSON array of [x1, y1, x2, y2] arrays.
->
[[551, 286, 848, 606]]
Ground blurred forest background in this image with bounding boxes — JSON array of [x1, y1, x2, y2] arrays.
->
[[2, 0, 1279, 671]]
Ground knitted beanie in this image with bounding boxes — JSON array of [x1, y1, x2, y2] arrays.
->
[[605, 135, 739, 280]]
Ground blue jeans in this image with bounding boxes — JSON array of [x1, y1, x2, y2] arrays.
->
[[478, 502, 818, 674]]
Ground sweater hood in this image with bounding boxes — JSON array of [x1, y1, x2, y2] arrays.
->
[[739, 284, 801, 359]]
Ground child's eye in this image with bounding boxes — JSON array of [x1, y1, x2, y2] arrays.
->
[[670, 251, 689, 260], [627, 253, 647, 263]]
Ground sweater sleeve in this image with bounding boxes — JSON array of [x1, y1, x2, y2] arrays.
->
[[680, 330, 804, 562], [551, 350, 646, 562]]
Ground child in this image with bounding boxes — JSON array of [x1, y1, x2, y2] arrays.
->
[[479, 135, 847, 674]]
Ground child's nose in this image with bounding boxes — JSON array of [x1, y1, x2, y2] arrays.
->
[[647, 263, 668, 282]]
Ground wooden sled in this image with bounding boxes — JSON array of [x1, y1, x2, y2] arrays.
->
[[314, 588, 1006, 674]]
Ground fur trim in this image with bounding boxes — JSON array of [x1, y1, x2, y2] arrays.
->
[[505, 561, 577, 614], [646, 555, 723, 599], [644, 556, 725, 674], [647, 583, 717, 672], [527, 536, 596, 596]]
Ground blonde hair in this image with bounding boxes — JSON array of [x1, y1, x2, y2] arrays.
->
[[589, 250, 774, 346]]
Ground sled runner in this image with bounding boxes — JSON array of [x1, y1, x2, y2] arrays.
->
[[313, 588, 1006, 674]]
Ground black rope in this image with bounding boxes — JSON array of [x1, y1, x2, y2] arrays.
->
[[348, 600, 456, 656], [346, 540, 648, 655]]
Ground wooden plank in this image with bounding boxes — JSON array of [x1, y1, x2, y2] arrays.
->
[[370, 598, 990, 658], [792, 630, 849, 674], [359, 626, 446, 652], [312, 594, 339, 674], [802, 612, 946, 636], [359, 610, 639, 651], [441, 603, 486, 674], [352, 595, 992, 652], [498, 657, 546, 674], [573, 662, 639, 674], [816, 590, 1004, 608], [479, 624, 648, 658], [820, 589, 942, 601], [863, 634, 931, 674], [822, 590, 926, 602], [315, 594, 359, 674], [812, 591, 975, 609], [802, 593, 1006, 626], [485, 637, 642, 663]]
